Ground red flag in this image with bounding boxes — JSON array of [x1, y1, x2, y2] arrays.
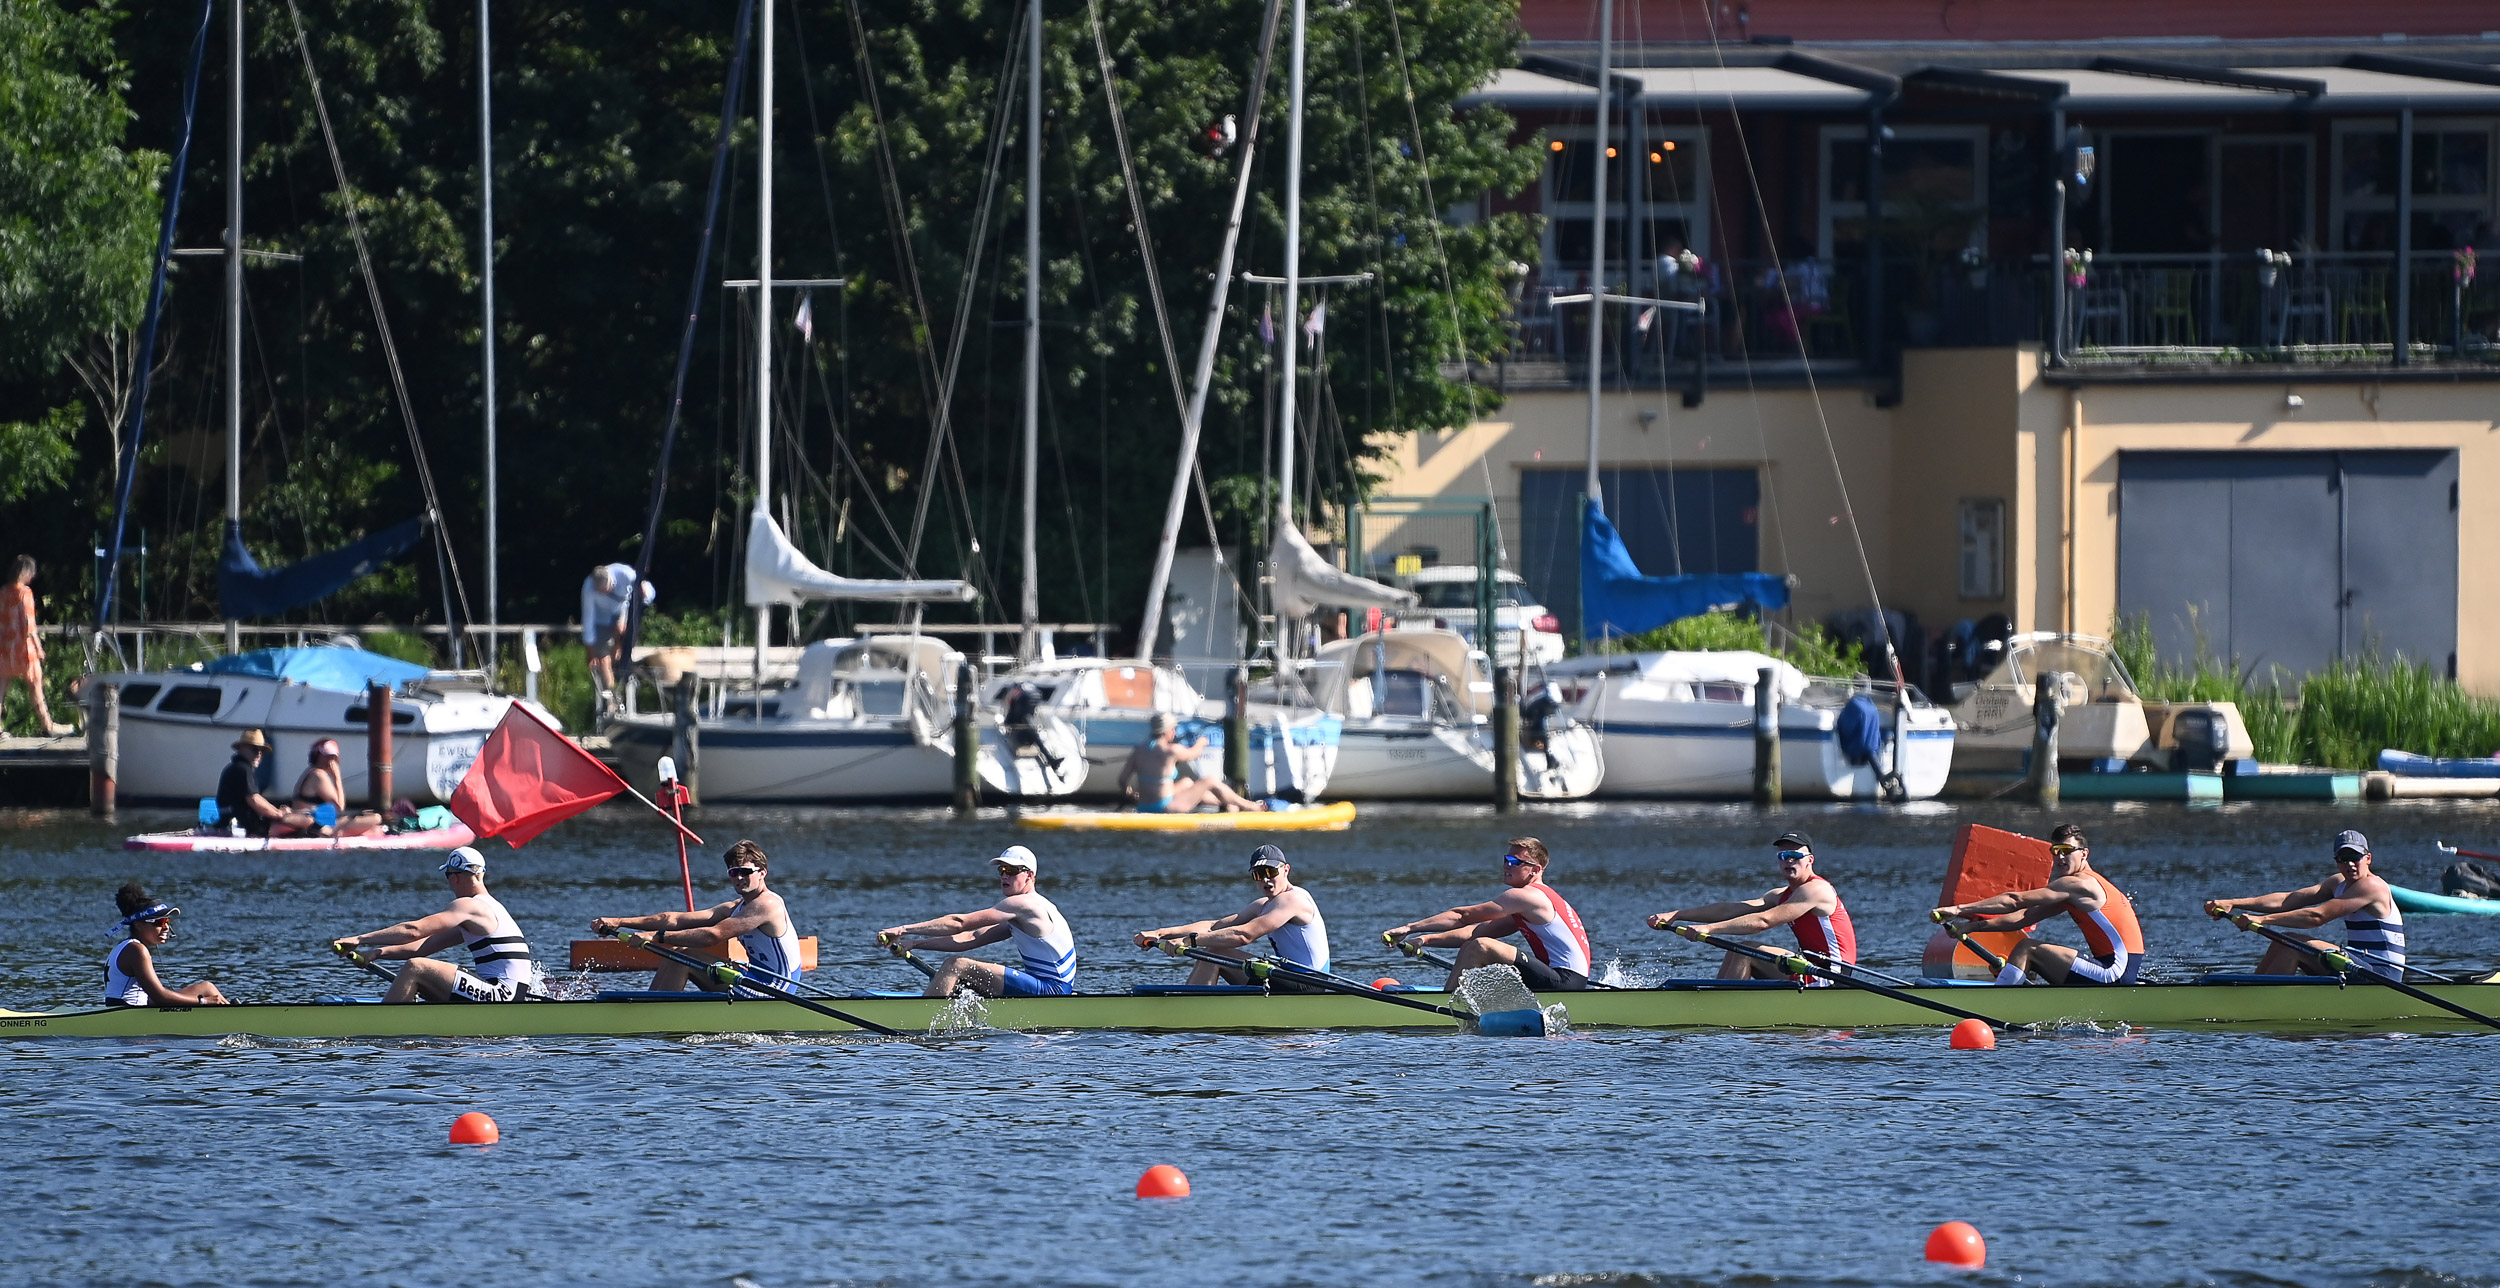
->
[[449, 703, 629, 847]]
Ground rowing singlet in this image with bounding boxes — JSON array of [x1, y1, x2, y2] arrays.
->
[[461, 893, 539, 991], [2327, 876, 2406, 979], [733, 902, 804, 986], [1513, 886, 1592, 976], [1776, 876, 1857, 964], [105, 939, 148, 1007], [1265, 902, 1331, 974], [2062, 872, 2147, 963], [1008, 897, 1078, 987]]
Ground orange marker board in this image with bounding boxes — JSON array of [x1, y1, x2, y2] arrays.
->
[[569, 935, 821, 974], [1920, 824, 2052, 979]]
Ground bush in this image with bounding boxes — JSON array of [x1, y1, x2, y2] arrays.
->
[[497, 638, 596, 734], [1602, 611, 1865, 679], [361, 629, 437, 667]]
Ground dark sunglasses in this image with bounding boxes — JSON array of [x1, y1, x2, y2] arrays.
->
[[1251, 865, 1283, 877], [1776, 850, 1809, 862], [2051, 844, 2084, 857], [1503, 855, 1538, 868]]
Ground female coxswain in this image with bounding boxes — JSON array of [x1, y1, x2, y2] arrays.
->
[[106, 883, 229, 1007]]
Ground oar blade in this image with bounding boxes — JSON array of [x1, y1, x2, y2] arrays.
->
[[1470, 1008, 1548, 1038]]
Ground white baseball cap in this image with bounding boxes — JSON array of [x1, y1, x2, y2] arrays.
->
[[991, 845, 1039, 874], [441, 846, 486, 875]]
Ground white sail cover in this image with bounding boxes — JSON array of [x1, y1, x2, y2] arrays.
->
[[1268, 511, 1418, 621], [743, 510, 977, 606]]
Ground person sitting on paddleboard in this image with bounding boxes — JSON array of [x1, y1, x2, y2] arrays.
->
[[331, 847, 540, 1003], [1935, 823, 2147, 986], [1117, 712, 1265, 814], [275, 738, 385, 838], [106, 883, 228, 1008], [216, 729, 315, 838], [1383, 836, 1593, 993], [592, 839, 804, 996], [878, 846, 1078, 999], [1647, 830, 1857, 983], [2206, 829, 2405, 981], [1134, 844, 1331, 990]]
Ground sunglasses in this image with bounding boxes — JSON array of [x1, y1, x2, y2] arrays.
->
[[1503, 855, 1541, 868], [1251, 865, 1283, 876], [2051, 844, 2084, 857], [726, 866, 761, 879], [1776, 850, 1809, 862]]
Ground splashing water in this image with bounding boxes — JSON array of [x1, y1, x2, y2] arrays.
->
[[926, 991, 993, 1035], [1452, 965, 1539, 1017]]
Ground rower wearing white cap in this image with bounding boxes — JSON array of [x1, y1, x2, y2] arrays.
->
[[2207, 828, 2406, 980], [332, 846, 541, 1003], [591, 838, 803, 995], [877, 846, 1078, 998], [1134, 844, 1331, 986]]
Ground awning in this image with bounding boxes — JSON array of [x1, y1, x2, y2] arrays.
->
[[1918, 60, 2500, 113], [1466, 64, 1872, 111]]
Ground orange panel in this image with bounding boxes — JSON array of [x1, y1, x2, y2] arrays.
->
[[1920, 824, 2051, 979], [1101, 667, 1156, 710], [569, 935, 820, 974]]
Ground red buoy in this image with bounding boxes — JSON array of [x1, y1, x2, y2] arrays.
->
[[1135, 1164, 1191, 1198], [1948, 1018, 1996, 1050], [1924, 1221, 1986, 1268], [1371, 977, 1400, 990], [449, 1111, 500, 1145]]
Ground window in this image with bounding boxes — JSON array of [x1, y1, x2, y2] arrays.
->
[[117, 683, 162, 709], [157, 685, 224, 717], [1959, 499, 2005, 600], [1540, 127, 1709, 286], [2333, 121, 2496, 251], [1820, 126, 1987, 260], [2218, 139, 2313, 253]]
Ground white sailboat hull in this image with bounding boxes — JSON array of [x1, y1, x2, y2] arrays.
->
[[93, 670, 519, 805], [603, 711, 1087, 803], [1322, 720, 1603, 801], [1581, 706, 1955, 800]]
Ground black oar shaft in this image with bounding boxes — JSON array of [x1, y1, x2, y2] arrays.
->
[[621, 933, 903, 1037], [2227, 919, 2500, 1033], [1176, 946, 1471, 1021], [1932, 916, 2014, 976], [880, 935, 941, 980], [329, 944, 473, 1003], [1685, 930, 2023, 1031]]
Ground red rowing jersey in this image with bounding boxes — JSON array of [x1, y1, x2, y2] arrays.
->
[[1777, 875, 1857, 964], [1513, 885, 1592, 976]]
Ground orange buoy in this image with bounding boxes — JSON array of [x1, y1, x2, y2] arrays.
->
[[449, 1111, 500, 1145], [1371, 978, 1400, 990], [1924, 1221, 1986, 1268], [1948, 1018, 1997, 1050], [1135, 1164, 1190, 1198]]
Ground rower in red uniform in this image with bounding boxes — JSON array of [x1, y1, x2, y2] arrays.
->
[[1648, 830, 1857, 982], [1934, 823, 2146, 985], [1383, 837, 1593, 992]]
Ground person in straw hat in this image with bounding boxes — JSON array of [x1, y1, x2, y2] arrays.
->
[[214, 729, 315, 837]]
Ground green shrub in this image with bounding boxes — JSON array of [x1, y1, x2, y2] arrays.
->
[[1602, 611, 1865, 679], [361, 629, 436, 667], [497, 638, 597, 733]]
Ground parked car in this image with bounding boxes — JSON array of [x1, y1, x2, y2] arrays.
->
[[1405, 566, 1565, 666]]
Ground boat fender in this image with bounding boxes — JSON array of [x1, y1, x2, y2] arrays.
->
[[1836, 694, 1885, 767]]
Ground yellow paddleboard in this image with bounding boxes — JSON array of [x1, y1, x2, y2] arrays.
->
[[1017, 800, 1357, 832]]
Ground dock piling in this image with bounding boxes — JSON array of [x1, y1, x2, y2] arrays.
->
[[1492, 664, 1521, 813], [670, 671, 700, 806], [952, 660, 980, 814], [1225, 664, 1250, 789], [86, 683, 117, 818], [2029, 672, 2063, 807], [1754, 666, 1782, 806], [366, 682, 394, 811]]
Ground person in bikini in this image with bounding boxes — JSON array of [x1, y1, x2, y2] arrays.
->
[[1383, 836, 1593, 993], [331, 847, 540, 1002], [105, 883, 228, 1007], [1134, 844, 1331, 987], [1935, 823, 2148, 986], [274, 738, 385, 837], [1117, 712, 1264, 813], [1648, 830, 1857, 982], [592, 839, 804, 995], [2206, 829, 2406, 980], [878, 846, 1079, 998]]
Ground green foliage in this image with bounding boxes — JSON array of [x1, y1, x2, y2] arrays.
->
[[0, 654, 81, 737], [0, 404, 81, 505], [498, 638, 595, 734], [1604, 611, 1865, 678], [2110, 612, 2299, 762], [637, 607, 730, 648], [360, 629, 436, 666]]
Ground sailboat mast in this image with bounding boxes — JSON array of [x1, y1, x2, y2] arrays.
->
[[480, 0, 499, 649], [1581, 0, 1612, 511], [1019, 0, 1041, 662], [1276, 0, 1305, 534], [223, 0, 243, 655], [753, 0, 775, 686]]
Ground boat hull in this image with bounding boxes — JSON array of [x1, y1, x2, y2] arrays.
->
[[1585, 708, 1956, 800], [1323, 721, 1603, 800], [604, 713, 1084, 803]]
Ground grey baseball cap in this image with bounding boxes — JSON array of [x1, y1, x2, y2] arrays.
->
[[2333, 830, 2370, 857]]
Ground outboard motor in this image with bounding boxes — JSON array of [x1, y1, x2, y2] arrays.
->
[[2170, 708, 2228, 773], [1519, 687, 1560, 754], [1002, 682, 1045, 757]]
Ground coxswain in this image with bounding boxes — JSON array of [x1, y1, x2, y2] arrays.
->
[[1934, 823, 2147, 985], [106, 883, 228, 1007], [332, 847, 540, 1002], [1647, 830, 1856, 982], [591, 839, 803, 995], [1382, 836, 1593, 993], [1133, 844, 1330, 987], [2205, 829, 2405, 980], [877, 846, 1078, 998], [216, 729, 314, 837], [1118, 712, 1266, 813]]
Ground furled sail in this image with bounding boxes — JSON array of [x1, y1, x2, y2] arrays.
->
[[1580, 503, 1789, 641], [1268, 508, 1418, 622], [743, 510, 977, 606], [217, 517, 429, 619]]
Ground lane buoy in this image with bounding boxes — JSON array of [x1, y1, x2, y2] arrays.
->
[[1948, 1018, 1996, 1050], [449, 1111, 500, 1145], [1135, 1164, 1190, 1198], [1370, 978, 1400, 990], [1924, 1221, 1986, 1268]]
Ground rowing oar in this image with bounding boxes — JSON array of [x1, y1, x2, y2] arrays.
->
[[615, 931, 904, 1037], [877, 932, 941, 980], [1667, 924, 2030, 1032], [326, 940, 472, 1002], [1158, 940, 1544, 1037], [1378, 931, 1623, 990], [1927, 910, 2023, 979], [2210, 911, 2500, 1032]]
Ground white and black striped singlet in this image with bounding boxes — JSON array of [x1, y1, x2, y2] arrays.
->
[[2328, 876, 2406, 979], [461, 893, 539, 991]]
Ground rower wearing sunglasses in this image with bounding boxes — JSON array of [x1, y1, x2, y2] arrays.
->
[[1133, 844, 1330, 988], [1382, 837, 1593, 993], [879, 846, 1078, 999], [332, 847, 541, 1002], [1934, 823, 2146, 986], [591, 839, 803, 995], [2205, 829, 2403, 980], [106, 882, 228, 1008], [1646, 830, 1857, 982]]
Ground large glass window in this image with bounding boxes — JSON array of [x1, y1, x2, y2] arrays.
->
[[2333, 123, 2496, 251], [1818, 127, 1986, 259], [1539, 127, 1709, 282]]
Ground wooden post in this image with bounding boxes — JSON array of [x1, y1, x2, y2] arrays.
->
[[2030, 670, 2063, 807], [1224, 663, 1251, 789], [671, 671, 701, 806], [1492, 664, 1521, 813], [366, 681, 394, 812], [952, 659, 980, 814], [86, 682, 117, 818], [1753, 665, 1782, 806]]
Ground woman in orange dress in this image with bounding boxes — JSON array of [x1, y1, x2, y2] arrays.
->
[[1, 555, 72, 737]]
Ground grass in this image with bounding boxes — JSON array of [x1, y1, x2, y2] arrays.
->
[[1595, 610, 1865, 679]]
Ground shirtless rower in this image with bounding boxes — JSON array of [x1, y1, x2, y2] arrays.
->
[[2206, 829, 2406, 980], [1133, 844, 1330, 987], [1934, 823, 2147, 986], [591, 839, 803, 994], [877, 846, 1078, 998], [1647, 830, 1857, 981], [1382, 836, 1593, 993], [331, 847, 540, 1002], [1117, 712, 1265, 814], [106, 883, 228, 1007]]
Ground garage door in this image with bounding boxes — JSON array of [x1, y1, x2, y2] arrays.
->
[[1519, 467, 1763, 636], [2116, 450, 2457, 681]]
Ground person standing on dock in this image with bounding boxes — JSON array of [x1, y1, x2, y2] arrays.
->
[[1382, 837, 1593, 993], [878, 846, 1078, 998], [106, 883, 228, 1007], [2, 556, 72, 736], [591, 839, 803, 995], [1647, 830, 1857, 982], [1119, 712, 1266, 813], [331, 847, 541, 1002], [2205, 829, 2405, 980], [1934, 823, 2147, 986], [1134, 844, 1330, 986], [581, 561, 653, 715]]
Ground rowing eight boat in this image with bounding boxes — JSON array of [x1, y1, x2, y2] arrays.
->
[[9, 976, 2498, 1039]]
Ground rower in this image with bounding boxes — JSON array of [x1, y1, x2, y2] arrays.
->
[[1647, 830, 1856, 982], [332, 847, 541, 1002], [1133, 844, 1330, 988], [106, 883, 228, 1007], [2206, 829, 2405, 980], [1382, 836, 1592, 993], [591, 839, 802, 995], [1118, 712, 1265, 814], [1935, 823, 2146, 986], [216, 728, 314, 837], [878, 846, 1078, 998]]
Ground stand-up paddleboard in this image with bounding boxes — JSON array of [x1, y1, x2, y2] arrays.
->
[[2392, 884, 2500, 916], [123, 824, 477, 853], [1017, 801, 1357, 832]]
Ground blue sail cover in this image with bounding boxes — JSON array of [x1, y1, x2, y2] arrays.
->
[[217, 517, 427, 619], [201, 646, 432, 693], [1580, 504, 1789, 640]]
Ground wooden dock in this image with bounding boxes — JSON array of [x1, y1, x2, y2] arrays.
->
[[0, 733, 90, 807]]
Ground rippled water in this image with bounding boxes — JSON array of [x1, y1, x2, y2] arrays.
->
[[4, 800, 2498, 1287]]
